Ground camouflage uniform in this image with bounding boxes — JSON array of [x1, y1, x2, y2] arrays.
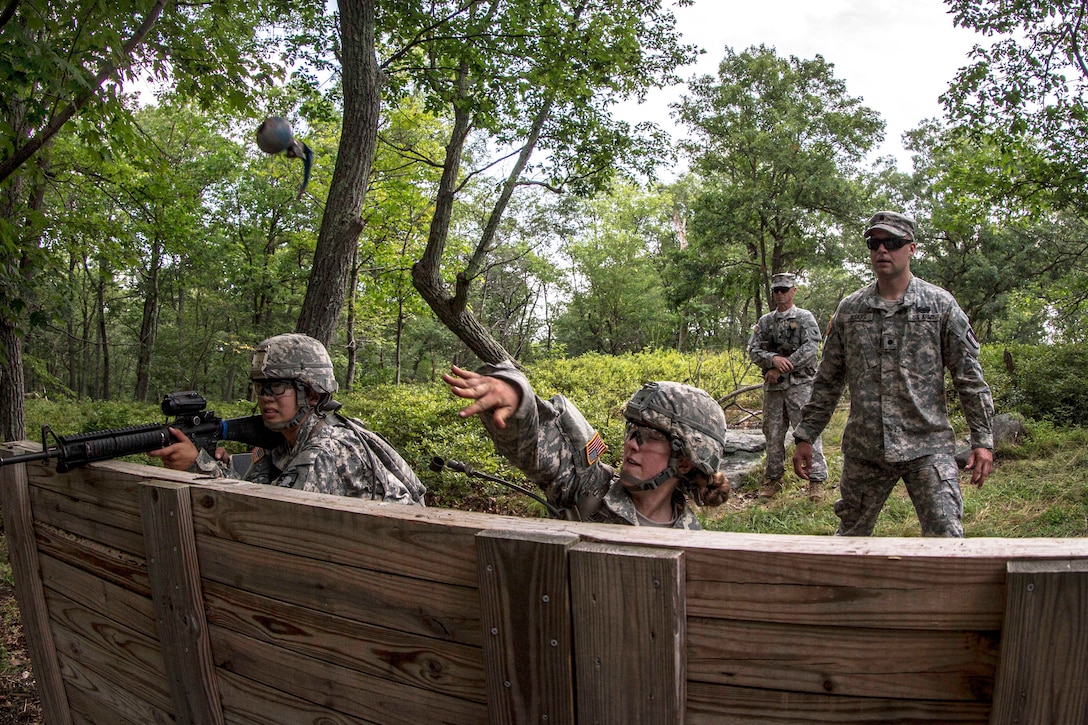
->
[[794, 275, 994, 536], [475, 362, 715, 528], [747, 302, 827, 482], [192, 333, 426, 505]]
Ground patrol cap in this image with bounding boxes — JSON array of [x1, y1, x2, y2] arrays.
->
[[864, 211, 915, 241], [771, 273, 797, 289]]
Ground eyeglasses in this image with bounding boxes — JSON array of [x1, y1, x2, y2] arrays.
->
[[625, 423, 670, 447], [253, 379, 293, 398], [865, 235, 911, 251], [772, 287, 792, 294]]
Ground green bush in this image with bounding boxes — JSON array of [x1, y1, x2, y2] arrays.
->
[[981, 343, 1088, 426]]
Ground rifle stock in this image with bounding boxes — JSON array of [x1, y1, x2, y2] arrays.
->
[[0, 391, 284, 472]]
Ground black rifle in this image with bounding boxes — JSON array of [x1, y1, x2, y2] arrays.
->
[[430, 456, 565, 519], [0, 391, 284, 473]]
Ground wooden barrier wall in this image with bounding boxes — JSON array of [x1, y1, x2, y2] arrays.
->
[[2, 446, 1087, 725]]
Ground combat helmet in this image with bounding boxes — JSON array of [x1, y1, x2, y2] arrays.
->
[[251, 333, 338, 394], [620, 381, 728, 492]]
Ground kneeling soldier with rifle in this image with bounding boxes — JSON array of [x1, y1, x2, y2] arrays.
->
[[151, 333, 426, 504]]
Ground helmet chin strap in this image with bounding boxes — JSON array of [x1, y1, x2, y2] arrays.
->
[[619, 440, 684, 492], [265, 382, 315, 432]]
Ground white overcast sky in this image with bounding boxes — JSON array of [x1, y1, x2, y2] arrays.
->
[[616, 0, 984, 172]]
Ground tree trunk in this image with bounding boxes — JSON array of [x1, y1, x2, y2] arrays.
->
[[134, 241, 163, 401], [96, 260, 110, 400], [0, 319, 25, 441], [345, 253, 359, 390], [295, 0, 379, 347]]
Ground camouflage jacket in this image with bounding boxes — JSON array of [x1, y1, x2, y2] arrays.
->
[[746, 305, 822, 391], [194, 412, 426, 504], [476, 362, 701, 529], [794, 276, 994, 462]]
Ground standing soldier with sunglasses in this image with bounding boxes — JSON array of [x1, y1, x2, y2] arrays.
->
[[792, 211, 994, 537], [151, 333, 426, 504], [747, 272, 828, 501], [442, 363, 731, 528]]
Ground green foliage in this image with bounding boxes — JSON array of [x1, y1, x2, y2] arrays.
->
[[11, 348, 1088, 537], [983, 344, 1088, 426], [672, 45, 884, 328]]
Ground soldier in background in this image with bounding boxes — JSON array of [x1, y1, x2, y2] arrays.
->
[[151, 333, 426, 505], [792, 211, 994, 537], [747, 272, 827, 501], [443, 362, 731, 528]]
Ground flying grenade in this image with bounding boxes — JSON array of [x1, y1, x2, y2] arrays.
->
[[256, 116, 313, 199]]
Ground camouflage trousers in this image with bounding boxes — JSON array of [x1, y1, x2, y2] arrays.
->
[[763, 382, 826, 482], [834, 454, 963, 537]]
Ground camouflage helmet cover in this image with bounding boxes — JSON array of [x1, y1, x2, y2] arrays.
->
[[623, 382, 728, 476], [251, 333, 338, 394]]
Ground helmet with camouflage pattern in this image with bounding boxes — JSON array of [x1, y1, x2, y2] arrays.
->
[[624, 382, 728, 478], [251, 333, 338, 395]]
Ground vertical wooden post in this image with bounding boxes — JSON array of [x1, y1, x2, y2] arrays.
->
[[476, 529, 579, 725], [990, 559, 1088, 725], [140, 481, 224, 725], [0, 460, 72, 725], [570, 542, 686, 725]]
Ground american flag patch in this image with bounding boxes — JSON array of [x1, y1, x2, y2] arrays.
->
[[585, 432, 607, 465]]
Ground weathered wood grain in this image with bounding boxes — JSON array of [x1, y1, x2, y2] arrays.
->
[[216, 667, 372, 725], [687, 615, 997, 701], [45, 591, 172, 714], [140, 481, 224, 725], [990, 559, 1088, 725], [686, 680, 993, 724], [476, 529, 578, 725], [189, 482, 493, 586], [0, 457, 72, 725], [34, 519, 151, 596], [211, 626, 489, 724], [570, 542, 686, 725], [201, 578, 486, 701], [31, 484, 146, 556], [59, 650, 174, 725], [38, 553, 156, 638], [196, 533, 483, 645]]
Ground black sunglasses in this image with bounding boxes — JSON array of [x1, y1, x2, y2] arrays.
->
[[772, 287, 792, 294], [865, 236, 911, 251]]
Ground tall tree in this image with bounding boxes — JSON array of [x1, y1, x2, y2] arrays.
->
[[295, 0, 381, 346], [943, 0, 1088, 216], [377, 0, 695, 364], [0, 0, 321, 438], [673, 45, 884, 330]]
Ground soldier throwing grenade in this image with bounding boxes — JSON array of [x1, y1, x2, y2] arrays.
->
[[747, 273, 828, 501]]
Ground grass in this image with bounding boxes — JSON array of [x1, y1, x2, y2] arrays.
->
[[701, 409, 1088, 537]]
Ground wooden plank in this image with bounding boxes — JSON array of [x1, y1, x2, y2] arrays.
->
[[31, 484, 146, 556], [202, 579, 485, 701], [687, 616, 997, 701], [0, 457, 73, 725], [686, 680, 992, 724], [990, 559, 1088, 725], [684, 547, 1008, 630], [476, 529, 579, 725], [59, 650, 174, 725], [210, 626, 488, 724], [571, 542, 686, 725], [189, 482, 496, 586], [197, 534, 482, 645], [34, 519, 151, 596], [217, 668, 370, 725], [26, 460, 150, 523], [140, 481, 224, 725], [39, 553, 157, 639], [44, 590, 173, 714]]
